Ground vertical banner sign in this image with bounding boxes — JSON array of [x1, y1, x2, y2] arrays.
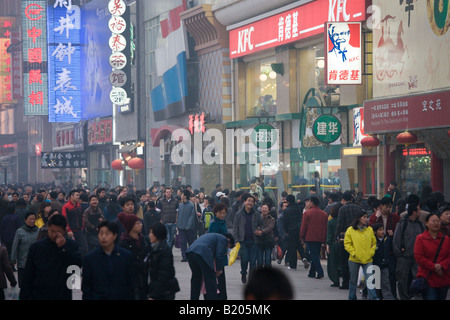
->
[[326, 21, 362, 85], [108, 0, 132, 111], [0, 17, 15, 104], [47, 0, 82, 122], [150, 1, 188, 121], [22, 1, 49, 115]]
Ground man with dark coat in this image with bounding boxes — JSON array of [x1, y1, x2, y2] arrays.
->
[[82, 220, 135, 300], [19, 215, 82, 300], [283, 195, 309, 270]]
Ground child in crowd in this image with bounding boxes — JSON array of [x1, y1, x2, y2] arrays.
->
[[372, 223, 396, 300]]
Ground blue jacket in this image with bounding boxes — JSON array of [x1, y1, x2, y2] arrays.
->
[[208, 218, 227, 235], [177, 201, 196, 231], [186, 233, 229, 271], [82, 246, 135, 300]]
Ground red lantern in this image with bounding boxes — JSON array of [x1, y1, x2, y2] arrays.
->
[[111, 159, 124, 171], [361, 135, 380, 149], [396, 131, 417, 146], [127, 157, 145, 170]]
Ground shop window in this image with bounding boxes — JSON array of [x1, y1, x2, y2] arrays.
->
[[299, 43, 340, 108], [246, 58, 277, 117], [398, 144, 431, 196], [291, 159, 341, 200]]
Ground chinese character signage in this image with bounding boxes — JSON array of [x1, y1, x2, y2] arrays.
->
[[251, 124, 277, 150], [373, 0, 450, 98], [0, 17, 16, 104], [188, 113, 206, 135], [47, 0, 82, 122], [88, 118, 112, 145], [326, 22, 362, 85], [313, 114, 342, 144], [22, 1, 49, 115], [363, 89, 450, 134], [41, 151, 87, 168], [229, 0, 367, 59], [108, 0, 132, 112]]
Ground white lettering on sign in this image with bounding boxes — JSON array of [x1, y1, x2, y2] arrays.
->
[[237, 26, 254, 54], [328, 0, 351, 22]]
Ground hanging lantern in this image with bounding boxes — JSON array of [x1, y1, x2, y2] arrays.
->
[[127, 157, 145, 170], [111, 159, 124, 171], [361, 135, 380, 149], [396, 131, 417, 146]]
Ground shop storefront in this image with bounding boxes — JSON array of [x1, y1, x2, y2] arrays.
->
[[226, 0, 369, 199], [364, 0, 450, 199]]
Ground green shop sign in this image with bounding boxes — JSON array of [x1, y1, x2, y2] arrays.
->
[[312, 114, 341, 144], [251, 124, 277, 149]]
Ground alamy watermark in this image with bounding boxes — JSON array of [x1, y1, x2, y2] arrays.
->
[[164, 128, 281, 166]]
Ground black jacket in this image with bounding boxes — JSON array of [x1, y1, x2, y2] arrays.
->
[[19, 237, 82, 300], [82, 246, 135, 300], [147, 240, 179, 300], [283, 203, 304, 236], [119, 234, 151, 300]]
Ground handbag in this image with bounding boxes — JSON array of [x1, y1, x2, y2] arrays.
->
[[228, 242, 240, 266], [409, 234, 446, 294]]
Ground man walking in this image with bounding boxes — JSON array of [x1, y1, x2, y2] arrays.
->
[[232, 193, 263, 284], [177, 189, 197, 262], [156, 187, 179, 248], [300, 196, 328, 279], [62, 189, 89, 257]]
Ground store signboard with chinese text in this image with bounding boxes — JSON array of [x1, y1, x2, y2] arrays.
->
[[47, 0, 82, 122], [229, 0, 367, 59], [363, 89, 450, 134], [0, 17, 16, 104], [326, 22, 362, 85], [313, 114, 342, 144], [188, 113, 206, 135], [41, 151, 87, 168], [88, 118, 113, 145], [22, 1, 49, 115]]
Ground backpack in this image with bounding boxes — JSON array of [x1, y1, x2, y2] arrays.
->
[[204, 210, 214, 230]]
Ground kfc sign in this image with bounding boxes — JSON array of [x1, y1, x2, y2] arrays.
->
[[229, 0, 367, 59], [325, 22, 362, 85]]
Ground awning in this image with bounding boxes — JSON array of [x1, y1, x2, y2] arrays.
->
[[119, 143, 138, 154], [151, 125, 180, 147]]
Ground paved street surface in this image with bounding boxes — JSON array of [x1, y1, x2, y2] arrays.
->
[[3, 246, 351, 301]]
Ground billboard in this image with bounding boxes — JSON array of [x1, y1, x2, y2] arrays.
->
[[228, 0, 367, 59], [47, 0, 82, 122], [326, 22, 362, 85], [22, 1, 49, 115], [373, 0, 450, 97], [80, 0, 114, 119]]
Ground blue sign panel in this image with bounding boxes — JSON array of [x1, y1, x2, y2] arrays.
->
[[80, 0, 113, 119], [47, 0, 82, 122]]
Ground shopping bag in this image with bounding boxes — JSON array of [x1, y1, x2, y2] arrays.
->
[[228, 242, 240, 266]]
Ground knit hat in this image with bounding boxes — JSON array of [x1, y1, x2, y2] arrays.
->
[[118, 212, 140, 234]]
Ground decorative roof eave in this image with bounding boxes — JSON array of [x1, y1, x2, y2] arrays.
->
[[180, 4, 229, 55]]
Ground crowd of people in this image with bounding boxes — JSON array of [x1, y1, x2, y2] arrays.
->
[[0, 180, 449, 300]]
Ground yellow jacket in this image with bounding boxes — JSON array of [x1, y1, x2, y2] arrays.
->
[[344, 225, 376, 264]]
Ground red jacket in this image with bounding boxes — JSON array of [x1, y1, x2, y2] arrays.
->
[[414, 231, 450, 288], [62, 200, 84, 233], [300, 206, 328, 243], [369, 212, 400, 234]]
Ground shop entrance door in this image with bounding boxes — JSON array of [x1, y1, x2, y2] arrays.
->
[[363, 156, 377, 196]]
